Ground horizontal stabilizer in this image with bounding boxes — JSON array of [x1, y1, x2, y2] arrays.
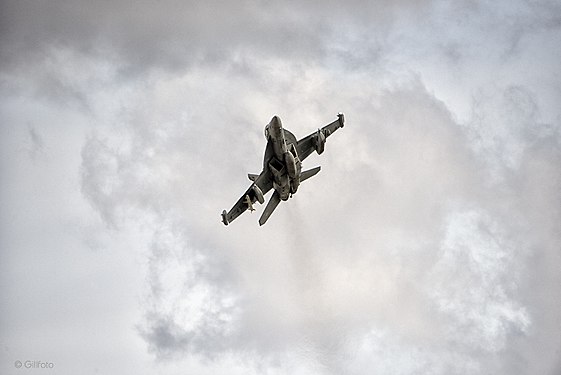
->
[[248, 173, 259, 181], [300, 166, 321, 182], [259, 191, 281, 226]]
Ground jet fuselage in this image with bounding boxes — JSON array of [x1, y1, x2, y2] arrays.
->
[[264, 116, 302, 201]]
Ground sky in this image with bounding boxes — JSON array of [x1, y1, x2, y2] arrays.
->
[[1, 1, 561, 374]]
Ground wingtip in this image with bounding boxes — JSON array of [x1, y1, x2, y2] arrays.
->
[[221, 210, 229, 226]]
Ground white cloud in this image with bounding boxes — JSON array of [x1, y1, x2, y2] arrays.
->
[[2, 1, 560, 374]]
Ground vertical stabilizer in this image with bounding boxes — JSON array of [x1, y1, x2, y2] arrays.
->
[[259, 191, 281, 226], [300, 166, 321, 182]]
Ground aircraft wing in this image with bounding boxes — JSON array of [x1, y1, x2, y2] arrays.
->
[[295, 113, 345, 162], [221, 170, 273, 225]]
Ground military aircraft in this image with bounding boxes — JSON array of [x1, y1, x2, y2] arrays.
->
[[222, 113, 345, 226]]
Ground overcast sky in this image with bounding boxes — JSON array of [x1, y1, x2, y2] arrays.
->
[[1, 1, 561, 374]]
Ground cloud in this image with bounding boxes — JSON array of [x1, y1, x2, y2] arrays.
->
[[77, 66, 559, 373], [1, 0, 402, 77], [2, 0, 561, 374]]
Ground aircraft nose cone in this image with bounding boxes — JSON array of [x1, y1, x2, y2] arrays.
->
[[270, 115, 282, 128]]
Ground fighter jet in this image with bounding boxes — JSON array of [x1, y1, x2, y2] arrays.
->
[[221, 113, 345, 226]]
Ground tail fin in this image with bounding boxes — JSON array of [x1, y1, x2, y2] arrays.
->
[[300, 166, 321, 182], [259, 191, 281, 226]]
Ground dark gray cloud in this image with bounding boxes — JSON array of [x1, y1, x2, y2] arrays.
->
[[0, 0, 401, 75]]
